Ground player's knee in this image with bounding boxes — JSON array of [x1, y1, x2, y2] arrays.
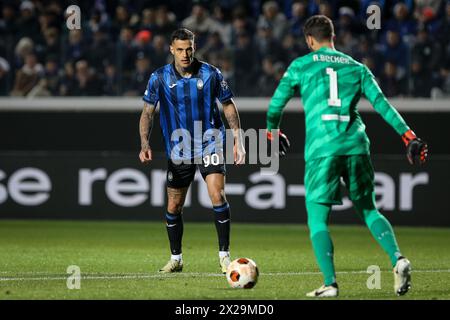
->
[[307, 220, 328, 238], [167, 202, 184, 214], [362, 209, 384, 227], [209, 189, 226, 206]]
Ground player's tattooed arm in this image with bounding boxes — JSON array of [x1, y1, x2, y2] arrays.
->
[[222, 99, 240, 130], [222, 99, 246, 165], [139, 102, 156, 163]]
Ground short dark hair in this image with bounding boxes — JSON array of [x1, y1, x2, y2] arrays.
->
[[303, 15, 334, 42], [171, 28, 195, 43]]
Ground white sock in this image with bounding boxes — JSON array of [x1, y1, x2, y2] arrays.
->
[[171, 254, 182, 261], [219, 251, 230, 258]]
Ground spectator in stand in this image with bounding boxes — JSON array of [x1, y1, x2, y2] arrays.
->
[[232, 31, 258, 96], [59, 61, 75, 96], [11, 52, 44, 96], [124, 53, 151, 96], [273, 61, 286, 83], [385, 2, 417, 41], [35, 27, 60, 63], [411, 28, 442, 75], [16, 1, 40, 43], [431, 60, 450, 97], [196, 32, 224, 61], [0, 3, 18, 40], [117, 26, 136, 74], [86, 9, 111, 42], [88, 26, 115, 72], [355, 38, 382, 76], [378, 30, 409, 78], [64, 30, 87, 62], [257, 57, 276, 97], [257, 1, 289, 41], [254, 21, 283, 63], [410, 60, 432, 97], [45, 0, 64, 23], [26, 55, 60, 97], [435, 1, 450, 46], [290, 1, 308, 38], [141, 8, 157, 33], [318, 0, 335, 20], [102, 62, 120, 96], [414, 0, 443, 22], [68, 60, 102, 96], [257, 57, 287, 97], [414, 0, 444, 33], [218, 53, 235, 91], [335, 30, 358, 55], [153, 5, 177, 41], [134, 30, 153, 60], [211, 4, 233, 46], [230, 7, 255, 46], [150, 34, 169, 69], [206, 51, 221, 68], [379, 61, 407, 97], [361, 56, 378, 77], [336, 7, 363, 35], [280, 33, 306, 65], [111, 5, 131, 36], [182, 3, 220, 47], [14, 37, 34, 68], [37, 9, 60, 33], [38, 55, 60, 96]]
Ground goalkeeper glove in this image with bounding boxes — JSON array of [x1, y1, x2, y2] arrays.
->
[[401, 129, 428, 165], [267, 130, 290, 157]]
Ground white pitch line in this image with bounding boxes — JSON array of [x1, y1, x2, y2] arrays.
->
[[1, 269, 450, 282]]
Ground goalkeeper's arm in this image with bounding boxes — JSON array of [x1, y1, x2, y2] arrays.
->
[[266, 65, 298, 156], [361, 66, 428, 164]]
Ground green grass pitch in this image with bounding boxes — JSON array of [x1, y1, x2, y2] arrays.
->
[[0, 220, 449, 300]]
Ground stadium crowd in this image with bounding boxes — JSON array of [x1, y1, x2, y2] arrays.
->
[[0, 0, 449, 98]]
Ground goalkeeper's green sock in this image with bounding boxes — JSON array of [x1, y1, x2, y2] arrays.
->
[[306, 201, 336, 286], [353, 192, 402, 267]]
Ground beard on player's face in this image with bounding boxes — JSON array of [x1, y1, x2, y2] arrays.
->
[[177, 54, 193, 68]]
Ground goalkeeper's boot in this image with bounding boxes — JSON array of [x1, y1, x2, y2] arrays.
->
[[306, 283, 339, 298], [219, 255, 231, 274], [159, 259, 183, 273], [394, 257, 411, 296]]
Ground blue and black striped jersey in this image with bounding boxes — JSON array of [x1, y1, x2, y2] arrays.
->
[[143, 59, 233, 161]]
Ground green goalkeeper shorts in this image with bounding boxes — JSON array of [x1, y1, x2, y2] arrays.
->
[[304, 154, 375, 205]]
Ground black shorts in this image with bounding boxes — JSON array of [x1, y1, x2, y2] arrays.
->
[[166, 159, 226, 189]]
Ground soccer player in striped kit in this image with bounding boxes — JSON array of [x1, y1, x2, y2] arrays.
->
[[139, 28, 246, 273]]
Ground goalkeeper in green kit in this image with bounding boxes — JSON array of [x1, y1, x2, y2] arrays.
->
[[266, 15, 428, 297]]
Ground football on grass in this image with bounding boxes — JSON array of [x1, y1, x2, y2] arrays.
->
[[226, 258, 259, 289]]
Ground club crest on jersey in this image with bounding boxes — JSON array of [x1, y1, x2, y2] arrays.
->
[[197, 79, 204, 90], [167, 171, 173, 182], [220, 80, 229, 90]]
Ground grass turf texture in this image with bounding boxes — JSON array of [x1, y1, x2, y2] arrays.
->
[[0, 220, 449, 300]]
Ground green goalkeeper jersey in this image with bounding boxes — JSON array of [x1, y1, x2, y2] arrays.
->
[[267, 46, 410, 161]]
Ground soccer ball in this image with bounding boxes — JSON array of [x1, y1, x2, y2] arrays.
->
[[226, 258, 259, 289]]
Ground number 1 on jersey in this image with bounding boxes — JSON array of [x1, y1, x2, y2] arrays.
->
[[326, 67, 341, 107]]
